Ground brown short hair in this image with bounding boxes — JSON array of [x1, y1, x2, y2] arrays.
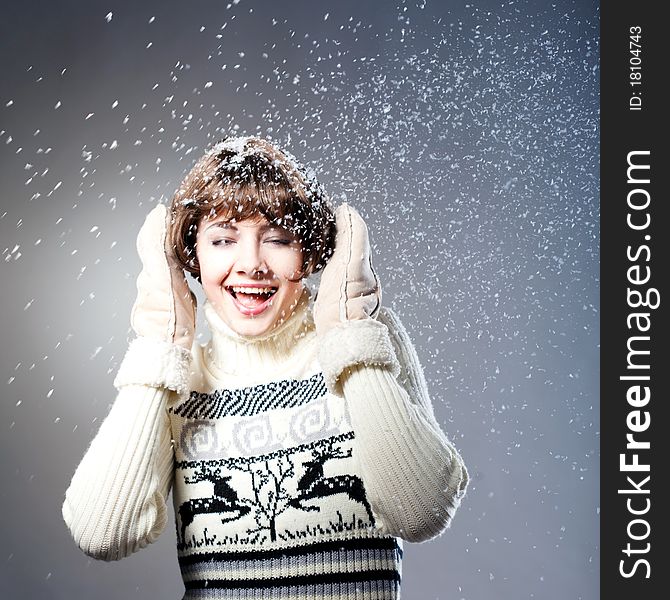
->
[[168, 136, 336, 282]]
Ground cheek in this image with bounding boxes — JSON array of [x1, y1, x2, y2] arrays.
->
[[270, 247, 304, 278], [196, 244, 233, 284]]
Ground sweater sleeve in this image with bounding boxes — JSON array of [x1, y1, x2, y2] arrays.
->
[[319, 308, 469, 543], [61, 384, 175, 561]]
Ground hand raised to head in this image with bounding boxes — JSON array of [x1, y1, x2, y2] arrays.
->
[[113, 204, 197, 394], [131, 204, 197, 350], [313, 203, 381, 337]]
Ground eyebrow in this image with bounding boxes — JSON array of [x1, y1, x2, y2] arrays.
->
[[203, 221, 284, 233]]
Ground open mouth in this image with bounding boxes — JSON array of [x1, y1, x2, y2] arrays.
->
[[226, 285, 278, 314]]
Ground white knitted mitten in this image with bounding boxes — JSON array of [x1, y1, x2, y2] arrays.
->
[[113, 204, 197, 394], [313, 203, 399, 394]]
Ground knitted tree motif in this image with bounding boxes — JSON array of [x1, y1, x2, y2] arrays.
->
[[231, 455, 295, 542]]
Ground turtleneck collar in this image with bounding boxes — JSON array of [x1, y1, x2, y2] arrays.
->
[[201, 286, 316, 381]]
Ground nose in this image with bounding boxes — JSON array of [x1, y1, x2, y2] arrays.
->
[[235, 238, 269, 276]]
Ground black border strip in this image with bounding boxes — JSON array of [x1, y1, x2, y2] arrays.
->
[[183, 569, 401, 590]]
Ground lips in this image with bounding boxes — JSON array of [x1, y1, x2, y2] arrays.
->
[[226, 284, 278, 316]]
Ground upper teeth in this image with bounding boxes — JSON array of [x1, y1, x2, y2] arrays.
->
[[231, 286, 275, 295]]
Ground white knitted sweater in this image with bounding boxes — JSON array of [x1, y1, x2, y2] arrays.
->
[[62, 288, 468, 599]]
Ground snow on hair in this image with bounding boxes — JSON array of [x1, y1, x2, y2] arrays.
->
[[168, 136, 336, 282]]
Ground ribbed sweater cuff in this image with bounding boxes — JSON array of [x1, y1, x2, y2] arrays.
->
[[61, 385, 174, 560], [317, 319, 401, 396], [342, 364, 469, 543], [113, 336, 192, 394]]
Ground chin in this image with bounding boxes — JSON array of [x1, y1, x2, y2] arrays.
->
[[230, 318, 276, 338], [218, 303, 287, 338]]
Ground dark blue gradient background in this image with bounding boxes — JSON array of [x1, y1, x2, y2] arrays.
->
[[1, 1, 599, 598]]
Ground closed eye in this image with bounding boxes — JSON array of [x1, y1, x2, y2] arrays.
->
[[265, 238, 292, 246], [211, 238, 235, 246]]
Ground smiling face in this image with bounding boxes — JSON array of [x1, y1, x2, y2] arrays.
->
[[195, 214, 305, 337]]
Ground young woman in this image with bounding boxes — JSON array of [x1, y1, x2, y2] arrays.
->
[[62, 136, 469, 599]]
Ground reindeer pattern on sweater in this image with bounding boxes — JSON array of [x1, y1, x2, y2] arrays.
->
[[169, 372, 378, 552]]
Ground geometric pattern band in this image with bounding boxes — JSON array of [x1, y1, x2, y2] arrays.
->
[[170, 373, 327, 419]]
